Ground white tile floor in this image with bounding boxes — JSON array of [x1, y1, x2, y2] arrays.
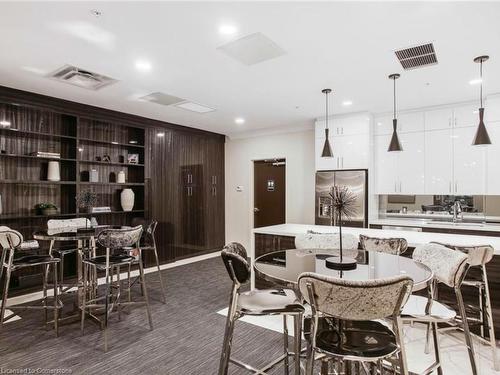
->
[[217, 308, 500, 374]]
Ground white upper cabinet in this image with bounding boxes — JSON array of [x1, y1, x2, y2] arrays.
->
[[398, 112, 425, 133], [424, 108, 453, 131], [486, 125, 500, 194], [452, 126, 486, 195], [374, 134, 398, 194], [397, 132, 425, 194], [315, 114, 370, 171], [486, 95, 500, 123], [453, 104, 480, 128], [374, 115, 393, 135], [425, 129, 454, 195]]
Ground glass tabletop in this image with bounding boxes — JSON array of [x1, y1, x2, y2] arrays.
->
[[33, 225, 126, 241], [254, 248, 433, 292]]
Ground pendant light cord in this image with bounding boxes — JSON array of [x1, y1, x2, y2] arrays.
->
[[325, 91, 329, 129], [480, 60, 483, 108], [393, 77, 397, 119]]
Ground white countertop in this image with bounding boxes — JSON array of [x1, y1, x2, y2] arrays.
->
[[370, 218, 500, 233], [385, 212, 500, 222], [253, 223, 500, 254]]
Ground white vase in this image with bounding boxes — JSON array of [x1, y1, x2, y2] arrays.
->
[[47, 161, 61, 181], [117, 170, 126, 184], [120, 189, 134, 211]]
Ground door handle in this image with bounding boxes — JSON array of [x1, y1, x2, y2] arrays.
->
[[254, 207, 260, 213], [341, 157, 344, 168], [399, 181, 402, 192]]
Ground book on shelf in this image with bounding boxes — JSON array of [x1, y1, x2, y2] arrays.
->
[[29, 151, 61, 159], [91, 206, 112, 213]]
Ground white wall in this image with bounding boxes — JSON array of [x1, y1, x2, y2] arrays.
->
[[225, 129, 316, 252]]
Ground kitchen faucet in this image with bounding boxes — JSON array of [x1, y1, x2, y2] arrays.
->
[[452, 200, 463, 223]]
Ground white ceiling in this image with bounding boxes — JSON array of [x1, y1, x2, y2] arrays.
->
[[1, 1, 499, 137]]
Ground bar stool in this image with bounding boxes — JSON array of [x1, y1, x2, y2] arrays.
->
[[431, 241, 498, 371], [125, 218, 166, 304], [359, 234, 408, 255], [47, 218, 94, 294], [402, 243, 477, 375], [0, 226, 61, 336], [80, 225, 153, 352], [298, 272, 413, 375], [218, 242, 304, 375]]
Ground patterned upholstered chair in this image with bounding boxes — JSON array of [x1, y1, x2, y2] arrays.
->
[[295, 231, 358, 251], [359, 234, 408, 255], [402, 243, 477, 375], [298, 272, 413, 375], [218, 242, 304, 375], [0, 226, 61, 335], [80, 225, 153, 352], [47, 218, 93, 293], [430, 241, 498, 371]]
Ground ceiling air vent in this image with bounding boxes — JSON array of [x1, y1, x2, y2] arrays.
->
[[217, 32, 286, 65], [48, 64, 117, 90], [394, 43, 438, 70], [140, 92, 185, 106]]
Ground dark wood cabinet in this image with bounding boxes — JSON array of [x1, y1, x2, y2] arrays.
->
[[0, 85, 225, 290]]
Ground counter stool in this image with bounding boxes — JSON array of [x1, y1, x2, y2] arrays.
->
[[298, 272, 413, 375], [218, 242, 304, 375], [431, 241, 498, 371], [402, 243, 477, 375], [80, 225, 153, 352], [0, 227, 61, 336], [359, 234, 408, 255]]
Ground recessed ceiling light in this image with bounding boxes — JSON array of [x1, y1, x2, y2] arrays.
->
[[90, 9, 102, 17], [135, 59, 152, 72], [111, 141, 119, 145], [219, 24, 238, 36], [129, 140, 138, 144], [235, 117, 245, 124], [0, 120, 11, 127], [342, 100, 353, 106], [157, 132, 165, 137], [78, 147, 84, 152], [469, 78, 482, 85]]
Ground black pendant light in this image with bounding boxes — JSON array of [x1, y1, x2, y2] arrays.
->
[[472, 55, 492, 146], [388, 73, 403, 152], [321, 88, 333, 157]]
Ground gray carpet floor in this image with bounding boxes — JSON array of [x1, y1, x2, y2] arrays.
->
[[0, 257, 294, 375]]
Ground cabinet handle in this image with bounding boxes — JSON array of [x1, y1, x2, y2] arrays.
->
[[455, 181, 458, 193], [394, 182, 397, 193], [337, 157, 339, 169], [454, 117, 457, 127], [341, 157, 344, 168], [341, 127, 344, 135], [399, 181, 402, 192], [448, 118, 451, 127]]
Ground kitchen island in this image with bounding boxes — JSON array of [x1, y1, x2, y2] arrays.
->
[[252, 223, 500, 336]]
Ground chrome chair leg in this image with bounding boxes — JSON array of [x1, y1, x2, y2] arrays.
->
[[294, 314, 303, 375], [0, 249, 6, 292], [431, 321, 443, 375], [43, 264, 48, 326], [0, 264, 11, 327], [218, 308, 237, 375], [481, 265, 499, 371], [81, 262, 87, 335], [394, 316, 409, 375], [155, 249, 166, 304], [116, 266, 122, 321], [127, 263, 132, 302], [456, 287, 478, 375], [305, 345, 314, 375], [53, 263, 59, 337], [283, 316, 290, 375], [138, 252, 153, 330], [104, 256, 110, 352]]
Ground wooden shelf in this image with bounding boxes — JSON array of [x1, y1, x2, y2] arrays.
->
[[78, 138, 145, 148], [79, 210, 145, 216], [0, 212, 77, 220], [0, 154, 76, 162], [0, 127, 76, 140], [78, 160, 144, 167], [0, 180, 76, 185], [79, 182, 145, 186]]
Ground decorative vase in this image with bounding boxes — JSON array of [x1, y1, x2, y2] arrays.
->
[[47, 161, 61, 181], [117, 170, 126, 184], [42, 207, 58, 216], [120, 189, 134, 211]]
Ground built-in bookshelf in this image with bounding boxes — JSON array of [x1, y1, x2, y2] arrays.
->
[[0, 103, 146, 225]]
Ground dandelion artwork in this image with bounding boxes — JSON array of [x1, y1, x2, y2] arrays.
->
[[327, 185, 358, 270]]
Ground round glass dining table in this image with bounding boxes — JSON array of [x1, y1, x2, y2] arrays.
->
[[254, 248, 433, 292]]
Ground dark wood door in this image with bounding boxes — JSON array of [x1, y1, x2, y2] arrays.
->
[[253, 159, 285, 228]]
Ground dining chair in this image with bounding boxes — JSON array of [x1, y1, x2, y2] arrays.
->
[[0, 226, 61, 336], [295, 231, 358, 250], [298, 272, 413, 375], [359, 234, 408, 255], [430, 241, 498, 371], [125, 218, 166, 304], [401, 243, 477, 375], [47, 218, 93, 293], [80, 225, 153, 352], [218, 242, 305, 375]]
